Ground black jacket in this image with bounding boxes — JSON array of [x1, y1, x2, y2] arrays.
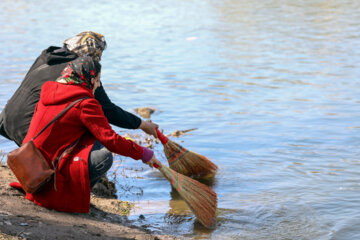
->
[[0, 46, 141, 146]]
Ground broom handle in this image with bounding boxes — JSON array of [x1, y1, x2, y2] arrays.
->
[[156, 129, 169, 145], [154, 162, 165, 169]]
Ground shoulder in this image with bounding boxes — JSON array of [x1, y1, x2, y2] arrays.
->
[[79, 97, 102, 110], [81, 97, 99, 104], [78, 97, 106, 120]]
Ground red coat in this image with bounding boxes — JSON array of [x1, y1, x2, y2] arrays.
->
[[23, 81, 144, 212]]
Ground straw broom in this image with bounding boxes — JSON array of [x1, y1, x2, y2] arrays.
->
[[153, 162, 217, 228], [156, 129, 218, 178]]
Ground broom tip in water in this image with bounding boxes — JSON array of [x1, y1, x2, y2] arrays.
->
[[181, 175, 217, 228], [158, 164, 217, 228]]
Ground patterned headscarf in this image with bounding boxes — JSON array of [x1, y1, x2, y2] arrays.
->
[[56, 56, 101, 90], [63, 31, 106, 61]]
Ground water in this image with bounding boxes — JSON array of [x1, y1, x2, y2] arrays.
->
[[1, 0, 360, 239]]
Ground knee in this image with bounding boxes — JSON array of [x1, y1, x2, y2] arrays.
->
[[102, 150, 113, 171], [88, 147, 113, 175]]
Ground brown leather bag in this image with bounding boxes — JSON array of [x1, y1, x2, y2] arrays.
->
[[7, 98, 88, 194]]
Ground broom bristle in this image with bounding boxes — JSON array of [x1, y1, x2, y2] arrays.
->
[[158, 164, 217, 228], [164, 140, 218, 178]]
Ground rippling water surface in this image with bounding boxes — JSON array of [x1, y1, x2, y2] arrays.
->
[[1, 0, 360, 239]]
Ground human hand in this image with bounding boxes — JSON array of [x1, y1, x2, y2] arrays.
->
[[139, 120, 159, 138], [145, 155, 162, 168]]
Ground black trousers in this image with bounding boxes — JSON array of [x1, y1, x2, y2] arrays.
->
[[88, 140, 113, 188]]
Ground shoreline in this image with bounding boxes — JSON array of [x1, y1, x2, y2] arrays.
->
[[0, 164, 179, 240]]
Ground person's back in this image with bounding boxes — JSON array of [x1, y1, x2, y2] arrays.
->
[[0, 47, 77, 145]]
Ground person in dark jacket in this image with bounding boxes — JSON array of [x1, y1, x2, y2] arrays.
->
[[0, 31, 158, 146]]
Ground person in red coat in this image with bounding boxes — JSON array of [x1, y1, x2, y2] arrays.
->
[[22, 56, 161, 213]]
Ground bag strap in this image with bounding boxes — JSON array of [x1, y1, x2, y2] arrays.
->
[[52, 136, 83, 191], [31, 97, 89, 141]]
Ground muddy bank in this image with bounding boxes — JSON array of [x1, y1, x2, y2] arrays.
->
[[0, 165, 179, 240]]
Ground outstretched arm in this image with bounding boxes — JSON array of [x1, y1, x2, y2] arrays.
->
[[80, 98, 143, 159]]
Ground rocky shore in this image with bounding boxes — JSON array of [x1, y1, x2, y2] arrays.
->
[[0, 164, 178, 240]]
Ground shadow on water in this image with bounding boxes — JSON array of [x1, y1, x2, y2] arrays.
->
[[141, 186, 217, 237], [193, 174, 218, 187], [126, 176, 219, 236]]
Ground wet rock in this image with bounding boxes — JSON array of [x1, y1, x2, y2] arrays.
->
[[134, 107, 156, 118], [91, 196, 134, 216]]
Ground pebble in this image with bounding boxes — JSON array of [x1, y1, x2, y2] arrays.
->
[[4, 220, 12, 225]]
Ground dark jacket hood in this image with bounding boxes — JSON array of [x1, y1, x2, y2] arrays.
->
[[40, 81, 93, 106], [41, 46, 77, 65]]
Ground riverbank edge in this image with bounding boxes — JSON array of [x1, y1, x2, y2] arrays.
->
[[0, 164, 179, 240]]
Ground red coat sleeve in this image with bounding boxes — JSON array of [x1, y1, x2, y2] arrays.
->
[[79, 98, 143, 160]]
